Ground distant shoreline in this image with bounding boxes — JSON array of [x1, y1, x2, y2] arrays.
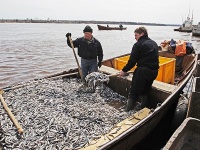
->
[[0, 19, 180, 27]]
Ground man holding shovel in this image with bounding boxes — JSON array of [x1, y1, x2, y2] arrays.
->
[[66, 25, 103, 84], [119, 27, 159, 112]]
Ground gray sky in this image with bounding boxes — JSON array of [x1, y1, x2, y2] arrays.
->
[[0, 0, 199, 24]]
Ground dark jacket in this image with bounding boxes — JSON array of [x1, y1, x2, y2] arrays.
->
[[122, 35, 159, 72], [67, 37, 103, 62]]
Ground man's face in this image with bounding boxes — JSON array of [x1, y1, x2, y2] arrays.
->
[[84, 32, 92, 40], [134, 32, 144, 41]]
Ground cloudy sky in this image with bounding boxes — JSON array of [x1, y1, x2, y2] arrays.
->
[[0, 0, 199, 25]]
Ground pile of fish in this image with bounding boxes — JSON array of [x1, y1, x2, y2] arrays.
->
[[0, 77, 133, 149], [85, 72, 110, 92]]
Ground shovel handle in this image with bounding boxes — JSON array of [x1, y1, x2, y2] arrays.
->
[[0, 90, 23, 134], [68, 36, 84, 82]]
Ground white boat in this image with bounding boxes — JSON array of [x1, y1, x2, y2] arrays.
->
[[174, 14, 193, 33], [192, 22, 200, 36]]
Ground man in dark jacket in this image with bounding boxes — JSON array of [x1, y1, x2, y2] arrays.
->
[[119, 27, 159, 111], [66, 25, 103, 83]]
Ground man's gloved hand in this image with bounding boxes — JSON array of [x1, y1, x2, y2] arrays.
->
[[98, 62, 102, 68], [119, 70, 127, 77], [66, 33, 71, 38]]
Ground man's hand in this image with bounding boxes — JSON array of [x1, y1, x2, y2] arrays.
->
[[119, 70, 127, 77], [98, 62, 102, 68], [66, 33, 72, 38]]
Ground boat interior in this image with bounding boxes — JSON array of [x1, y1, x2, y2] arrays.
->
[[1, 51, 196, 150], [79, 51, 196, 149], [100, 51, 196, 109]]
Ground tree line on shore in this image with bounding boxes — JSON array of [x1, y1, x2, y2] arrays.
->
[[0, 19, 179, 26]]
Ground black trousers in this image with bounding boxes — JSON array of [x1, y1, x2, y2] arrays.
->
[[129, 67, 158, 100]]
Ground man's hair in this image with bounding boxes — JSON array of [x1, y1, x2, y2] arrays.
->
[[134, 27, 148, 36]]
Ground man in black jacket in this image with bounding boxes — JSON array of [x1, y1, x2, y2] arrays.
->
[[119, 27, 159, 111], [66, 25, 103, 83]]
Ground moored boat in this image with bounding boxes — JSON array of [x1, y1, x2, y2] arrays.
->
[[192, 22, 200, 36], [0, 50, 197, 149], [97, 24, 127, 30], [174, 15, 193, 33], [163, 117, 200, 150]]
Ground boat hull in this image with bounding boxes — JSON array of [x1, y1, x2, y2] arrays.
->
[[192, 23, 200, 36], [192, 32, 200, 36], [163, 55, 200, 150], [174, 28, 192, 33], [192, 30, 200, 36], [99, 56, 196, 150], [100, 76, 192, 150], [2, 52, 197, 150], [97, 25, 127, 30], [163, 117, 200, 150]]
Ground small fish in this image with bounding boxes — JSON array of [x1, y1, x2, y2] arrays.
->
[[0, 77, 129, 149]]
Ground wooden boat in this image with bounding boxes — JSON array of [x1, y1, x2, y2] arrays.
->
[[1, 51, 197, 150], [80, 51, 196, 150], [163, 117, 200, 150], [192, 22, 200, 36], [97, 24, 127, 30], [174, 15, 193, 33]]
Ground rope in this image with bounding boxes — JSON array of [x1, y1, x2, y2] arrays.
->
[[184, 75, 195, 99]]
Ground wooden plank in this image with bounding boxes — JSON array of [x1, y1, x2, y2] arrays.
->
[[99, 65, 119, 75], [81, 108, 150, 150], [126, 76, 177, 93], [99, 65, 177, 93], [152, 80, 177, 93]]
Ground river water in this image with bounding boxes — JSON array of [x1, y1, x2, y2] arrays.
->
[[1, 23, 200, 88]]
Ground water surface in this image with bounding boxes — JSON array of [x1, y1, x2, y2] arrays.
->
[[1, 23, 200, 88]]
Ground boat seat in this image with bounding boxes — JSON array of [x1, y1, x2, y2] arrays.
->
[[126, 76, 177, 93], [99, 65, 177, 93], [152, 80, 177, 93]]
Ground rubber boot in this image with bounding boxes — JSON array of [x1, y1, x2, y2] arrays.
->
[[139, 94, 148, 109], [82, 78, 88, 87], [125, 98, 136, 112]]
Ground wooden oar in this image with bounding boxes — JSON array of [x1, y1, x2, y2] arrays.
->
[[68, 36, 84, 82], [0, 89, 23, 134]]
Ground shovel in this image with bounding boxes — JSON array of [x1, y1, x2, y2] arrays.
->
[[68, 36, 84, 82], [0, 89, 23, 134]]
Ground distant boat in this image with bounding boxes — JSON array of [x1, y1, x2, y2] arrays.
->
[[192, 22, 200, 36], [97, 24, 127, 30], [174, 14, 193, 33]]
